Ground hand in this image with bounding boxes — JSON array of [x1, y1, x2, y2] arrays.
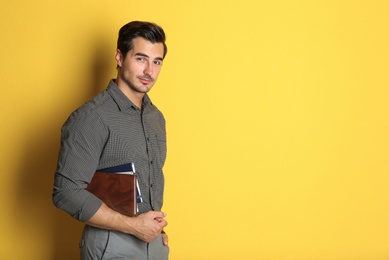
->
[[85, 204, 168, 244], [130, 211, 168, 243]]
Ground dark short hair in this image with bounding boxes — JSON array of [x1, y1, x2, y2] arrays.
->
[[117, 21, 167, 58]]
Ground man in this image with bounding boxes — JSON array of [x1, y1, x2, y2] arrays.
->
[[52, 21, 169, 259]]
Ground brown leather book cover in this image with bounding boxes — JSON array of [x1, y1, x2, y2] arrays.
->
[[86, 171, 137, 217]]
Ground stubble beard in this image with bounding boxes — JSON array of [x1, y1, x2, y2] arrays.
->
[[121, 71, 155, 94]]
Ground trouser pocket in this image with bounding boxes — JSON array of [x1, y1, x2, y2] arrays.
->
[[79, 225, 110, 260]]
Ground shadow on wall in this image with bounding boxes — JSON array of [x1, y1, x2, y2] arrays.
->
[[13, 33, 114, 260]]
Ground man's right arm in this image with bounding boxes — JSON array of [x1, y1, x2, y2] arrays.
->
[[52, 110, 106, 221]]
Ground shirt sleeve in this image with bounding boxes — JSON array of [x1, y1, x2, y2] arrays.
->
[[52, 108, 108, 222]]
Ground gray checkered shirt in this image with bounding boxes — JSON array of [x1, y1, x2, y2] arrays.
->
[[53, 80, 167, 222]]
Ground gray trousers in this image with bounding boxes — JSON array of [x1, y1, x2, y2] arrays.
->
[[80, 225, 169, 260]]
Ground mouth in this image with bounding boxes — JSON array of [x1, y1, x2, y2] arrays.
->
[[138, 76, 154, 85]]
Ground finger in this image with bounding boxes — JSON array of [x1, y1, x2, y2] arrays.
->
[[162, 233, 168, 246], [153, 212, 167, 221], [150, 211, 166, 219]]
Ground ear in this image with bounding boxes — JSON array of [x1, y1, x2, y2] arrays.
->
[[115, 49, 123, 67]]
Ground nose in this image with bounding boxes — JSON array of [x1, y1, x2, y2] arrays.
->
[[144, 62, 153, 76]]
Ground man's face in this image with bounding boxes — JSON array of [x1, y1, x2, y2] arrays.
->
[[116, 37, 164, 95]]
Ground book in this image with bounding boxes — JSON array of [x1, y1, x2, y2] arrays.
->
[[86, 163, 141, 217]]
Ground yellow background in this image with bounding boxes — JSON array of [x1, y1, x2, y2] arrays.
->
[[1, 1, 388, 259]]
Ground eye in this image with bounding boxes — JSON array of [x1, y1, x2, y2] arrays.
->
[[136, 57, 146, 62], [154, 60, 163, 66]]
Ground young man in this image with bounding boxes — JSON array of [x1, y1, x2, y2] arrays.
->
[[53, 21, 169, 259]]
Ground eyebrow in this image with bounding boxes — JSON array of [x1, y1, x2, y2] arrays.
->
[[135, 52, 163, 61]]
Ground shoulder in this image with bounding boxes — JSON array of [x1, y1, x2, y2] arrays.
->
[[62, 90, 114, 134]]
